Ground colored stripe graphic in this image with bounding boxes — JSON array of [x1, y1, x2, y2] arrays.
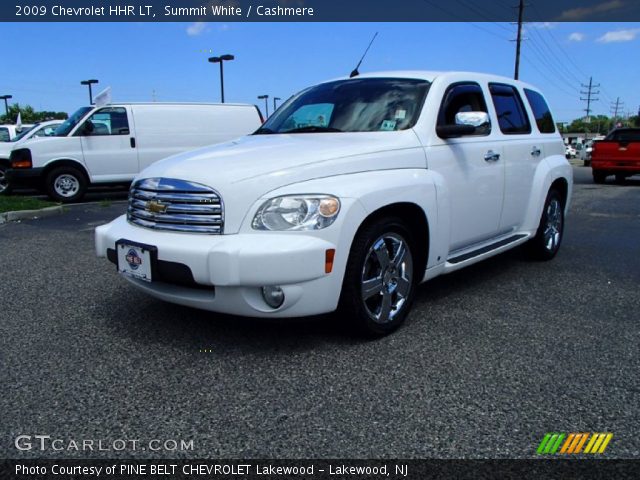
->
[[538, 433, 613, 455]]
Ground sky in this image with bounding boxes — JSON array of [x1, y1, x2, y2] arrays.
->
[[1, 21, 639, 122]]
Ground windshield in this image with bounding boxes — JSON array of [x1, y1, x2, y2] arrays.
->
[[10, 125, 37, 142], [54, 107, 93, 136], [256, 78, 430, 134]]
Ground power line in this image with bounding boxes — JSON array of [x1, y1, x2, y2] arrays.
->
[[521, 54, 579, 97]]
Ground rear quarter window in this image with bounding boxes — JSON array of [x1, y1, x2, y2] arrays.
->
[[489, 83, 531, 135], [0, 127, 9, 141], [524, 89, 556, 133]]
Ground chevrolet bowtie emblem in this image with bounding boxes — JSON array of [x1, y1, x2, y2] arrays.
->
[[147, 200, 168, 214]]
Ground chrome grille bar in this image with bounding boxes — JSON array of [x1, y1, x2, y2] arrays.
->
[[127, 178, 224, 234]]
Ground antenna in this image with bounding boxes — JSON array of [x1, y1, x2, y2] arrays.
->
[[350, 32, 378, 78]]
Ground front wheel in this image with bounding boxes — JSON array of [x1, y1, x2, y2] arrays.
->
[[527, 189, 564, 261], [45, 166, 87, 203], [0, 163, 12, 195], [338, 218, 417, 337]]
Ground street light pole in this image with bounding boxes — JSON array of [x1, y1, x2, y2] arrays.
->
[[258, 95, 269, 118], [0, 95, 12, 117], [208, 54, 235, 103], [80, 79, 99, 104], [273, 97, 281, 112]]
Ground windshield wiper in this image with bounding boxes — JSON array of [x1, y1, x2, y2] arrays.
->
[[253, 127, 275, 135], [283, 126, 343, 134]]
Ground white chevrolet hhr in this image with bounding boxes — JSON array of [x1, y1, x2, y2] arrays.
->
[[96, 71, 572, 336]]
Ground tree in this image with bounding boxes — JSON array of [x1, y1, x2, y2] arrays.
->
[[0, 103, 67, 124]]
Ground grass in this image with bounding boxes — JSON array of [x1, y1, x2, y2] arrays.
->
[[0, 195, 58, 214]]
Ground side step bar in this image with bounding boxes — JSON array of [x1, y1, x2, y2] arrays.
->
[[447, 234, 528, 264]]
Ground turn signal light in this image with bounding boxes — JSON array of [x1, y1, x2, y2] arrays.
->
[[325, 249, 335, 274], [10, 148, 32, 169]]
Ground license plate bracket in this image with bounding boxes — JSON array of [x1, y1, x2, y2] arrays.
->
[[116, 239, 158, 282]]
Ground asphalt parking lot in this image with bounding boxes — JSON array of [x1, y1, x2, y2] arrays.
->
[[1, 166, 639, 459]]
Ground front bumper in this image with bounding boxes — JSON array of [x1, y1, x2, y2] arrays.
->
[[95, 215, 344, 318], [6, 167, 45, 189]]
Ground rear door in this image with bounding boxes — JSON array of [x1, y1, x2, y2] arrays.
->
[[489, 83, 541, 233], [78, 106, 138, 181]]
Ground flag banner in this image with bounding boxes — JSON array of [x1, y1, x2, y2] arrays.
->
[[93, 87, 112, 107], [4, 0, 640, 22]]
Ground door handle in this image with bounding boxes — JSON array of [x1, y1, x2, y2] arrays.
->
[[130, 137, 136, 148], [531, 146, 541, 157], [484, 150, 500, 162]]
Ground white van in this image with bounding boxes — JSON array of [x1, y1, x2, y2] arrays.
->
[[7, 103, 263, 201], [0, 120, 62, 194]]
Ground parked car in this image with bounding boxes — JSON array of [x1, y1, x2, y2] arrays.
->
[[7, 103, 263, 202], [95, 71, 572, 336], [0, 120, 62, 194], [0, 124, 35, 142], [591, 128, 640, 184], [565, 144, 576, 158]]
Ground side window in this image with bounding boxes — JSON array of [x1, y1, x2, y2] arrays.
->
[[84, 107, 129, 136], [524, 89, 556, 133], [0, 127, 10, 141], [489, 83, 531, 135], [437, 83, 490, 135]]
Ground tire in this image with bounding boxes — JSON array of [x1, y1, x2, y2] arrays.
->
[[0, 162, 12, 196], [338, 217, 417, 337], [527, 189, 564, 261], [593, 171, 606, 184], [615, 173, 626, 184], [45, 166, 87, 203]]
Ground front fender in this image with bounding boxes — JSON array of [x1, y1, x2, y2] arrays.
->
[[239, 169, 442, 286]]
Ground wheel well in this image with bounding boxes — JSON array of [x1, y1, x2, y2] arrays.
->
[[356, 202, 430, 281], [43, 160, 89, 182], [0, 158, 10, 168], [550, 177, 569, 208]]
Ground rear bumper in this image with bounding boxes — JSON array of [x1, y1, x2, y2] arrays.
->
[[592, 158, 640, 172], [6, 167, 45, 189]]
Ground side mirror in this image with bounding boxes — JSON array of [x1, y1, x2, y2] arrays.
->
[[455, 111, 490, 128], [437, 111, 490, 139], [82, 121, 94, 135]]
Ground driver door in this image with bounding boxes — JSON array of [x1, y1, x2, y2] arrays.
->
[[78, 106, 138, 181]]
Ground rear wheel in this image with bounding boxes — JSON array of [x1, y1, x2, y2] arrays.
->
[[593, 171, 606, 184], [0, 163, 12, 195], [527, 189, 564, 261], [339, 217, 417, 337], [45, 166, 87, 203]]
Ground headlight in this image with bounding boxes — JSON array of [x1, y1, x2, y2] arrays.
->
[[252, 195, 340, 231]]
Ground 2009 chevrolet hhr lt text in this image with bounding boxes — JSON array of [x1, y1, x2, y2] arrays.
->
[[95, 71, 572, 336]]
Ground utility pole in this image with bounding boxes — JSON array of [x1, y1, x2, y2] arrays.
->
[[513, 0, 525, 80], [610, 97, 623, 119], [580, 76, 600, 124]]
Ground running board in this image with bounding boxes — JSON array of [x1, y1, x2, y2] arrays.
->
[[447, 234, 528, 264]]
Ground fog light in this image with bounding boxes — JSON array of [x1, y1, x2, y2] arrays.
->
[[261, 286, 285, 309]]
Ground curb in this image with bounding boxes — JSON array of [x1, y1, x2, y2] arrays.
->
[[0, 205, 64, 224]]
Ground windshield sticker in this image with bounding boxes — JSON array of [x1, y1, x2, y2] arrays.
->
[[395, 109, 407, 120], [380, 120, 397, 131]]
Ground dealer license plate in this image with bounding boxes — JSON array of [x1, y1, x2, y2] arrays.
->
[[116, 241, 154, 282]]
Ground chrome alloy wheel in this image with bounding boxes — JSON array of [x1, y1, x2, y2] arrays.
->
[[361, 233, 413, 324], [543, 198, 563, 252], [54, 174, 80, 198]]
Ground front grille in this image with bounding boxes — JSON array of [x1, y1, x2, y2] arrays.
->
[[127, 178, 224, 234]]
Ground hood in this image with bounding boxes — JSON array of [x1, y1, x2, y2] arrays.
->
[[138, 130, 426, 233], [141, 130, 423, 187]]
